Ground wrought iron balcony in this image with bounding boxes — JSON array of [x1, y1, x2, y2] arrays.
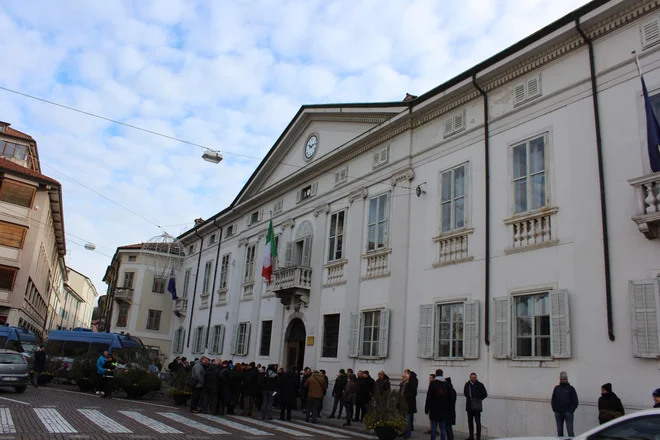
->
[[629, 172, 660, 239], [271, 266, 312, 307], [173, 298, 188, 317], [113, 288, 133, 304]]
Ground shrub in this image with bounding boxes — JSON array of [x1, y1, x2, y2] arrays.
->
[[69, 352, 101, 389], [364, 389, 408, 433], [115, 368, 161, 392]]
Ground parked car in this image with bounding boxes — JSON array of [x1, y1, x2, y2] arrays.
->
[[495, 409, 660, 440], [0, 349, 31, 393]]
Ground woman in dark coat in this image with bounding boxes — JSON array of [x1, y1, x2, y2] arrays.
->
[[279, 368, 299, 421], [445, 377, 458, 440], [598, 383, 624, 424]]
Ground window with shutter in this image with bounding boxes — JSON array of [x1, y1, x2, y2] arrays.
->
[[418, 305, 434, 359], [629, 279, 660, 358], [372, 146, 390, 169], [243, 322, 251, 356], [493, 297, 510, 359], [301, 235, 312, 267], [527, 77, 540, 99], [642, 18, 660, 49], [550, 290, 571, 358], [436, 303, 464, 358], [0, 179, 35, 208], [443, 118, 453, 137], [514, 83, 526, 105], [463, 300, 479, 359], [514, 75, 542, 106], [443, 110, 466, 138], [218, 325, 225, 354], [348, 312, 360, 358], [231, 324, 238, 355], [284, 242, 293, 267], [513, 293, 551, 358], [0, 222, 26, 249], [378, 309, 390, 358]]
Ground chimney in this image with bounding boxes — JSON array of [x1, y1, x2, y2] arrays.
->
[[403, 93, 417, 102], [194, 218, 204, 226]]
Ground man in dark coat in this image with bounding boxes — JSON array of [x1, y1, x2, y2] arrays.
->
[[400, 372, 417, 439], [279, 368, 299, 421], [551, 371, 579, 437], [300, 368, 312, 414], [32, 346, 47, 388], [598, 383, 624, 424], [329, 369, 347, 419], [425, 369, 451, 440], [242, 363, 259, 416], [445, 377, 457, 440], [404, 369, 419, 432], [343, 374, 358, 427], [356, 371, 375, 422], [375, 371, 391, 394], [202, 359, 220, 415], [464, 373, 488, 440]]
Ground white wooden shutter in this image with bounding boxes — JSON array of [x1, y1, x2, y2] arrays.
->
[[285, 242, 293, 267], [191, 327, 198, 353], [348, 312, 360, 358], [418, 304, 434, 359], [454, 111, 465, 132], [173, 329, 180, 353], [311, 182, 318, 197], [527, 76, 541, 99], [378, 309, 391, 358], [208, 326, 216, 352], [296, 190, 301, 204], [244, 322, 251, 356], [373, 152, 380, 167], [629, 279, 660, 358], [258, 209, 263, 222], [231, 324, 238, 355], [463, 300, 479, 359], [550, 290, 571, 358], [642, 18, 660, 48], [302, 235, 312, 267], [514, 83, 526, 105], [179, 329, 185, 353], [443, 118, 453, 137], [218, 325, 226, 354], [202, 327, 208, 353], [246, 215, 251, 226], [493, 297, 510, 359]]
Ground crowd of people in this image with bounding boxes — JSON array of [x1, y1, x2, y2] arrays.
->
[[167, 358, 660, 440]]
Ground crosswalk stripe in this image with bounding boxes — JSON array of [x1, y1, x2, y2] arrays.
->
[[157, 412, 228, 434], [196, 414, 273, 436], [0, 408, 15, 434], [270, 419, 349, 438], [119, 411, 183, 434], [229, 416, 312, 437], [78, 409, 132, 434], [276, 420, 377, 439], [34, 408, 78, 433]]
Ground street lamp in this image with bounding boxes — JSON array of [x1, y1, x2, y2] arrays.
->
[[202, 149, 223, 164]]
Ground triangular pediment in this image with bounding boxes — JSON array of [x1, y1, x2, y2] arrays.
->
[[233, 104, 406, 205]]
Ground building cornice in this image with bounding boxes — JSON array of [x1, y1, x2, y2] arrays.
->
[[390, 168, 415, 186], [313, 204, 331, 217], [348, 188, 368, 203]]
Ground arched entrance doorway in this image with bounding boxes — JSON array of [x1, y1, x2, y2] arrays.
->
[[285, 318, 306, 371]]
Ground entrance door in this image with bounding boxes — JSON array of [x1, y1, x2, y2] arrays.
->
[[285, 318, 306, 371]]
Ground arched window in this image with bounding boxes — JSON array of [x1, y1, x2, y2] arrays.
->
[[286, 221, 313, 267]]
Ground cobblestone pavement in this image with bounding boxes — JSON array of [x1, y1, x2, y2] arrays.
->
[[0, 385, 386, 440]]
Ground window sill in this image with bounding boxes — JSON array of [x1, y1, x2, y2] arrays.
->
[[504, 240, 559, 255], [431, 359, 470, 367], [432, 227, 474, 242], [201, 293, 210, 298], [323, 281, 347, 288], [240, 296, 253, 302], [242, 281, 255, 288], [358, 357, 386, 364], [507, 358, 560, 368], [503, 206, 558, 224], [324, 259, 348, 269], [363, 248, 391, 257], [199, 305, 209, 310], [319, 357, 340, 363], [433, 257, 474, 268], [262, 293, 276, 298], [215, 300, 227, 307]]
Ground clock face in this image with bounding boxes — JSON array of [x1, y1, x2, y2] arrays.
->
[[304, 135, 318, 159]]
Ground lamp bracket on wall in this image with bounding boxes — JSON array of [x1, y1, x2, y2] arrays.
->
[[416, 183, 427, 197]]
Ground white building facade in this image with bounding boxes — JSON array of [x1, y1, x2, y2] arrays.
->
[[170, 0, 660, 436]]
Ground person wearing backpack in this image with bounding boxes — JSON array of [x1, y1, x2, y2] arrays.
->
[[425, 369, 451, 440]]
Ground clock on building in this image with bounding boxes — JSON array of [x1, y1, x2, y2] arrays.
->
[[304, 135, 318, 160]]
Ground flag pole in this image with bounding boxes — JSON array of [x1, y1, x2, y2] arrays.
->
[[632, 50, 643, 77]]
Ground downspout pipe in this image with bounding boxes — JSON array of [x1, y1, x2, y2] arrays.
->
[[187, 229, 205, 348], [472, 74, 491, 346], [576, 18, 615, 342], [205, 219, 224, 350]]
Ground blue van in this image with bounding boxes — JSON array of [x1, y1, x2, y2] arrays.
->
[[0, 327, 41, 355], [46, 330, 145, 359]]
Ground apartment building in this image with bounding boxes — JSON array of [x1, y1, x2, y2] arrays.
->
[[0, 121, 67, 338], [64, 267, 98, 329]]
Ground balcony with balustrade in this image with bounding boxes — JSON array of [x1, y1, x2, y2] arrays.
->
[[113, 287, 133, 304], [271, 265, 312, 307], [173, 298, 188, 317], [629, 172, 660, 239]]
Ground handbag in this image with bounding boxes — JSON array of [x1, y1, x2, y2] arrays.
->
[[469, 384, 483, 411]]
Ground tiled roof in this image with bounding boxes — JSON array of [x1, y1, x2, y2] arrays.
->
[[118, 243, 144, 250], [0, 122, 34, 141], [0, 157, 59, 185]]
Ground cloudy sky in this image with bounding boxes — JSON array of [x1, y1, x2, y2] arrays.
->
[[0, 0, 590, 297]]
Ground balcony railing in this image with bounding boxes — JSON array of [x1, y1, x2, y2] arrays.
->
[[362, 248, 391, 279], [173, 298, 188, 316], [113, 288, 133, 304], [324, 260, 347, 287], [504, 207, 558, 254], [433, 228, 474, 267], [271, 266, 312, 307], [629, 172, 660, 239]]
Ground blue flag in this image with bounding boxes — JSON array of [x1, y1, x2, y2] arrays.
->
[[167, 268, 177, 300], [642, 77, 660, 173]]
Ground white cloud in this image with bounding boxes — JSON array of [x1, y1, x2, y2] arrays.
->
[[0, 0, 590, 297]]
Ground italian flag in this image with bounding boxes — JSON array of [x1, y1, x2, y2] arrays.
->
[[262, 219, 277, 284]]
